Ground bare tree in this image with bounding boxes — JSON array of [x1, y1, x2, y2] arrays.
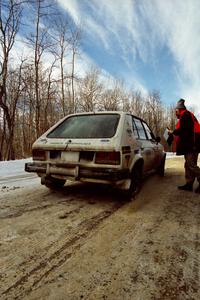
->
[[0, 0, 23, 160], [78, 68, 102, 112], [51, 17, 81, 115], [99, 79, 125, 111], [51, 18, 70, 116], [40, 58, 59, 131], [20, 63, 37, 153], [143, 90, 163, 136], [26, 0, 55, 137], [69, 26, 81, 113], [129, 90, 145, 117]]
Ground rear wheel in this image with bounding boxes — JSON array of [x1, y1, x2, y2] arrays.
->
[[124, 165, 143, 201], [42, 177, 66, 190]]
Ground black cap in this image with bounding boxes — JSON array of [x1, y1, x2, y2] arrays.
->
[[176, 98, 186, 109]]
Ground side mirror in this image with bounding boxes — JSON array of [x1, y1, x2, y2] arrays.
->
[[155, 136, 161, 143]]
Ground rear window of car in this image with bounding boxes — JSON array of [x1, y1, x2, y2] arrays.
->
[[47, 114, 120, 139]]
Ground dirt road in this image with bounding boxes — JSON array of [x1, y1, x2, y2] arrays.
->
[[0, 157, 200, 300]]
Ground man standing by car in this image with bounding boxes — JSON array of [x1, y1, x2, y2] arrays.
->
[[168, 98, 200, 193]]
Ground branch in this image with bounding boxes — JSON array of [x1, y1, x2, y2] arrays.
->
[[0, 85, 4, 102]]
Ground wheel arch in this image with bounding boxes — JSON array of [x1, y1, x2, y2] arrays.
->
[[130, 157, 144, 174]]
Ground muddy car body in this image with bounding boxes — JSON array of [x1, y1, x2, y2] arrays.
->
[[25, 111, 166, 198]]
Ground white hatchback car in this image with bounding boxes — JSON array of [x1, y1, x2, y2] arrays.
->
[[25, 111, 166, 199]]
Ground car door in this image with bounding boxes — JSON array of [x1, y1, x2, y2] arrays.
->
[[133, 118, 156, 172], [142, 122, 162, 169]]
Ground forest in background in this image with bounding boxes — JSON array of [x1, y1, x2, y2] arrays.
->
[[0, 0, 177, 161]]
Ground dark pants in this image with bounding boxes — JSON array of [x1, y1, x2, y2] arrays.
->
[[184, 152, 200, 184]]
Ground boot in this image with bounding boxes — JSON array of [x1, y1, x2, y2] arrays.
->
[[178, 183, 193, 191], [195, 184, 200, 193]]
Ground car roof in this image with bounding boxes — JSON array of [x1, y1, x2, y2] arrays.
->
[[67, 111, 124, 116], [66, 111, 146, 124]]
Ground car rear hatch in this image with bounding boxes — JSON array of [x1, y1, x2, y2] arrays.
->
[[28, 113, 125, 180], [46, 113, 121, 164]]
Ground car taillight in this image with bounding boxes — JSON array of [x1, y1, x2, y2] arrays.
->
[[95, 151, 120, 165], [32, 149, 46, 161]]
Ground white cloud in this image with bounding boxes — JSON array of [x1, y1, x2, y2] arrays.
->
[[149, 0, 200, 75], [55, 0, 200, 111], [57, 0, 141, 65], [138, 0, 200, 109], [85, 17, 111, 51], [56, 0, 149, 94], [58, 0, 80, 24], [87, 0, 142, 64]]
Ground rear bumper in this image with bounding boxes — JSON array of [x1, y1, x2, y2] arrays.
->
[[25, 162, 130, 181]]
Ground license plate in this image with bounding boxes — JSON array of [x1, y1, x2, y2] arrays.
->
[[61, 151, 79, 162]]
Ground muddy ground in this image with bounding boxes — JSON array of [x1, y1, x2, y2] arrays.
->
[[0, 157, 200, 300]]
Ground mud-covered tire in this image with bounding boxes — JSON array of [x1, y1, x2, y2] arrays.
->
[[42, 177, 66, 190], [157, 154, 166, 177], [124, 165, 143, 201]]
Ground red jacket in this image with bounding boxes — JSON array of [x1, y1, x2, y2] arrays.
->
[[173, 110, 200, 155]]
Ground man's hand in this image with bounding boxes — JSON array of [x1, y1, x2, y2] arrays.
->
[[167, 127, 173, 135], [168, 129, 173, 135]]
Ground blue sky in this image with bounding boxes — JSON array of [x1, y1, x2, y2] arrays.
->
[[9, 0, 200, 111], [56, 0, 200, 111]]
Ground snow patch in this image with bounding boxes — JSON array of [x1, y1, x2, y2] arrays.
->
[[0, 158, 40, 190], [0, 158, 32, 177]]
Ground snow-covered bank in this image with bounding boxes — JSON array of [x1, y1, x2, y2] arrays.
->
[[0, 158, 39, 189], [0, 158, 32, 177], [166, 152, 177, 158]]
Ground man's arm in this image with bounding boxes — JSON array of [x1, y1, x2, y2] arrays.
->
[[173, 111, 194, 136]]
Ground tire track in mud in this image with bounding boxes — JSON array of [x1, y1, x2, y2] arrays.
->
[[0, 185, 79, 219], [0, 183, 114, 219], [0, 197, 76, 219], [2, 200, 126, 300]]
